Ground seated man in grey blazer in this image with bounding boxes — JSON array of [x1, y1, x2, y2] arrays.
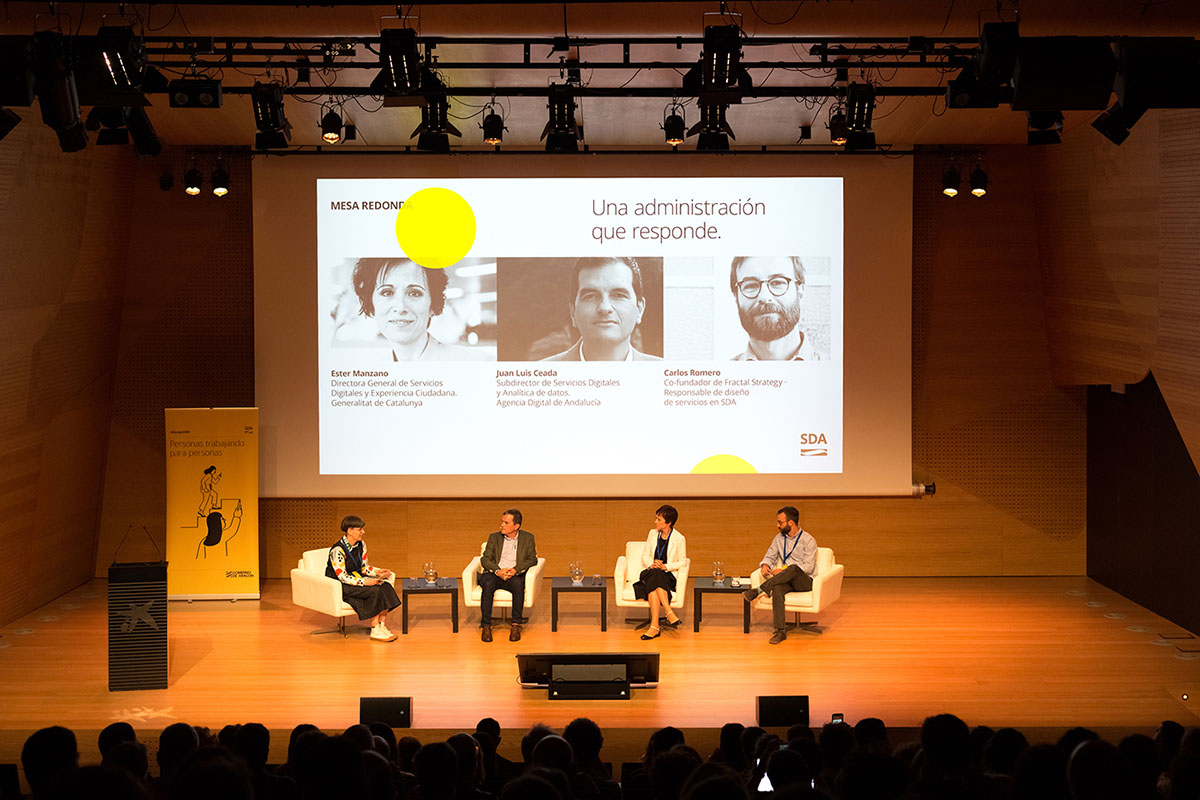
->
[[479, 508, 538, 642], [542, 256, 662, 361]]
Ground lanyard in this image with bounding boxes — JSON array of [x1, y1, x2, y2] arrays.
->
[[781, 532, 803, 563], [655, 531, 671, 561]]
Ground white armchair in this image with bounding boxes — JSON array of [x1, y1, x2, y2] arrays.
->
[[749, 547, 844, 634], [615, 540, 691, 623], [290, 547, 396, 637], [462, 543, 547, 621]]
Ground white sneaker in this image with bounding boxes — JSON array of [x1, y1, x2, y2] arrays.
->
[[370, 625, 396, 642], [380, 622, 395, 637]]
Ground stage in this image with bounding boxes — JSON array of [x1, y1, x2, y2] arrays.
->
[[0, 575, 1196, 767]]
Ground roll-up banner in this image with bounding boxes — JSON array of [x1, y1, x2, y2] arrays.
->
[[165, 408, 260, 599]]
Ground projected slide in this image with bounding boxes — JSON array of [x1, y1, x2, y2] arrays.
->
[[317, 177, 842, 476]]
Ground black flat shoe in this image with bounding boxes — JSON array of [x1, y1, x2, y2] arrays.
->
[[640, 628, 661, 640], [663, 618, 682, 628]]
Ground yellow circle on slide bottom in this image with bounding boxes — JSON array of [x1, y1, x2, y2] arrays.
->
[[690, 455, 758, 474], [395, 187, 477, 269]]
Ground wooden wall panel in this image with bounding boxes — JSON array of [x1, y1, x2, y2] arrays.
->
[[93, 151, 255, 573], [0, 124, 132, 624]]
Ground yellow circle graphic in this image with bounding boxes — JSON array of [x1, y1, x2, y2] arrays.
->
[[395, 187, 477, 269], [690, 455, 758, 474]]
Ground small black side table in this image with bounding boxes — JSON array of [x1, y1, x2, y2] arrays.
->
[[693, 577, 751, 633], [551, 576, 607, 632], [401, 577, 459, 634]]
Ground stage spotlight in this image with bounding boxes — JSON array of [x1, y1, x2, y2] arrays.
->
[[970, 165, 988, 197], [0, 107, 19, 141], [411, 83, 461, 153], [87, 106, 128, 144], [942, 164, 961, 197], [541, 84, 581, 152], [1026, 109, 1063, 145], [662, 104, 685, 146], [827, 106, 848, 146], [321, 108, 342, 144], [168, 78, 222, 108], [184, 162, 202, 196], [481, 106, 505, 145], [378, 28, 422, 93], [846, 82, 875, 132], [687, 103, 734, 151], [1091, 102, 1146, 146], [97, 25, 144, 90], [252, 81, 291, 149], [32, 30, 86, 152], [211, 159, 229, 197]]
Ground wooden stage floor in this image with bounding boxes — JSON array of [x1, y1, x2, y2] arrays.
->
[[0, 576, 1197, 764]]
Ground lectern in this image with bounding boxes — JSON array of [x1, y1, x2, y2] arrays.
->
[[108, 561, 168, 691]]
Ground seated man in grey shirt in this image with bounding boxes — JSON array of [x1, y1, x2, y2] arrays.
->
[[478, 508, 538, 642], [742, 505, 817, 644]]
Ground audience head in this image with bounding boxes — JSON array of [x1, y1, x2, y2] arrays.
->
[[342, 724, 375, 752], [361, 750, 393, 800], [766, 748, 812, 792], [1158, 720, 1186, 768], [1068, 738, 1122, 800], [522, 723, 556, 764], [368, 722, 397, 760], [650, 745, 703, 800], [563, 717, 604, 764], [788, 737, 823, 779], [98, 722, 137, 759], [476, 717, 502, 743], [1058, 726, 1100, 757], [157, 723, 199, 776], [853, 717, 889, 753], [1012, 743, 1069, 800], [22, 726, 79, 798], [531, 734, 575, 774], [786, 723, 815, 742], [301, 735, 365, 797], [414, 741, 457, 793], [819, 720, 858, 774], [525, 768, 572, 800], [447, 733, 485, 787], [715, 722, 747, 770], [738, 726, 765, 771], [286, 724, 318, 762], [682, 773, 749, 800], [919, 713, 971, 776], [1119, 733, 1162, 800], [646, 726, 687, 769], [216, 724, 240, 751], [102, 739, 150, 783], [983, 727, 1029, 776], [232, 722, 270, 769], [969, 724, 995, 769], [396, 735, 422, 772]]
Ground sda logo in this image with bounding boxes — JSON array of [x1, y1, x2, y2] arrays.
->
[[800, 432, 828, 457]]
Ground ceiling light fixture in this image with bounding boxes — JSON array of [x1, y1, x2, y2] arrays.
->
[[827, 105, 849, 146], [942, 163, 961, 197], [321, 106, 343, 144], [378, 28, 422, 93], [211, 157, 229, 197], [31, 31, 87, 152], [688, 103, 734, 151], [252, 81, 291, 149], [184, 158, 202, 196], [481, 103, 505, 145], [969, 163, 989, 197], [542, 83, 582, 152], [1091, 102, 1146, 146], [412, 76, 461, 153], [662, 102, 685, 146]]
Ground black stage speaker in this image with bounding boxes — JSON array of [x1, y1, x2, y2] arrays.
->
[[360, 696, 412, 727], [756, 695, 810, 727], [549, 663, 630, 700], [108, 561, 168, 691]]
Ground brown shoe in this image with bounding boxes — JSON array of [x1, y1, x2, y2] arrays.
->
[[509, 624, 522, 642], [481, 626, 493, 642], [769, 629, 787, 645]]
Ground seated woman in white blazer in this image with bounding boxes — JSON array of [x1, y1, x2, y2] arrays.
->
[[632, 504, 687, 640]]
